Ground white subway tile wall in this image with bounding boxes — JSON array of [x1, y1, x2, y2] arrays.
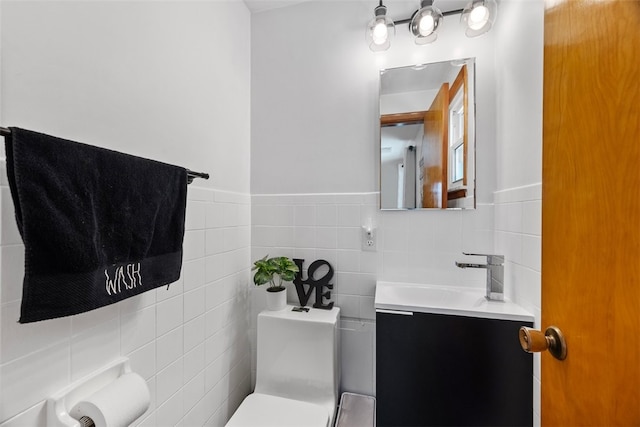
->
[[250, 193, 495, 397], [0, 182, 534, 425], [0, 168, 252, 427], [494, 183, 542, 425]]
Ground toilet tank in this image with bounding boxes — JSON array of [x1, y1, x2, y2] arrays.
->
[[255, 306, 340, 417]]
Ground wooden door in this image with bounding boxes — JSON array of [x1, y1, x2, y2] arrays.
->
[[422, 83, 449, 208], [542, 0, 640, 424]]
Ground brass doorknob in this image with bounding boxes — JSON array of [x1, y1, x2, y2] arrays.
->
[[519, 326, 567, 360]]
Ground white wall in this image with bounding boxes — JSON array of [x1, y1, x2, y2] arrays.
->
[[0, 1, 250, 193], [493, 1, 544, 426], [0, 1, 252, 426], [250, 0, 499, 398], [251, 0, 496, 200]]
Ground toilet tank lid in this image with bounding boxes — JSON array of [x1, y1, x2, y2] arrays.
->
[[259, 305, 340, 325]]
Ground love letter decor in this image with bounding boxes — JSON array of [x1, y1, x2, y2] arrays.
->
[[292, 259, 334, 310]]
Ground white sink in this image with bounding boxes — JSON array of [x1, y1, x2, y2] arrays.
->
[[374, 281, 534, 322]]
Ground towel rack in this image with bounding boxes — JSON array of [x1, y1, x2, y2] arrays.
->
[[0, 127, 209, 184]]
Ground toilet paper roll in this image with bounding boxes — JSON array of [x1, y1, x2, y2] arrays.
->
[[69, 373, 150, 427]]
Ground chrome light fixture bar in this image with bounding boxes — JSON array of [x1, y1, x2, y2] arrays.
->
[[366, 0, 498, 51]]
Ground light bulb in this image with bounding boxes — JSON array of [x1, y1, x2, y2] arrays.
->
[[461, 0, 497, 37], [418, 15, 435, 36], [468, 5, 489, 30], [366, 2, 394, 51], [372, 20, 388, 45], [410, 3, 442, 44]]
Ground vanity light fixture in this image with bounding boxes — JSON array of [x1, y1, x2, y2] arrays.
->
[[365, 0, 396, 52], [410, 0, 443, 45], [460, 0, 498, 37], [366, 0, 498, 51]]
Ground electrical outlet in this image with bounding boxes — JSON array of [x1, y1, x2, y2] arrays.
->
[[362, 226, 377, 252]]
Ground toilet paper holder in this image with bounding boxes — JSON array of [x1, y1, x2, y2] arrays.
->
[[47, 357, 138, 427]]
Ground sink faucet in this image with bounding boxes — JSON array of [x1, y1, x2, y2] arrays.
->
[[455, 253, 505, 301]]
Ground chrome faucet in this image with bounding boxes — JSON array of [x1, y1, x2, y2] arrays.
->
[[455, 253, 505, 301]]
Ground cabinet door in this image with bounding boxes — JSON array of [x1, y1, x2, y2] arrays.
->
[[376, 311, 533, 426], [376, 311, 422, 426]]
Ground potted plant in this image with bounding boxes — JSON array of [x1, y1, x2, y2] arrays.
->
[[252, 255, 299, 311]]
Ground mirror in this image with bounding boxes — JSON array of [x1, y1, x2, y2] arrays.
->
[[379, 58, 476, 210]]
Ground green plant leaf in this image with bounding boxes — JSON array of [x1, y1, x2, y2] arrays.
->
[[252, 254, 270, 271], [253, 269, 272, 286], [251, 255, 299, 286], [273, 257, 299, 282]]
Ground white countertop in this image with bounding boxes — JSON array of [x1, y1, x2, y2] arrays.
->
[[375, 281, 534, 322]]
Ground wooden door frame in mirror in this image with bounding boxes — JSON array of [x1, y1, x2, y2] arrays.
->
[[380, 111, 427, 127]]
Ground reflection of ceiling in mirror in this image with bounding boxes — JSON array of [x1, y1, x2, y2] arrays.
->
[[381, 61, 463, 95]]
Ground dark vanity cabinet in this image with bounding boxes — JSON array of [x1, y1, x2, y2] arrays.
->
[[376, 310, 533, 427]]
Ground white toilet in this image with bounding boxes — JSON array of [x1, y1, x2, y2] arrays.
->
[[226, 305, 340, 427]]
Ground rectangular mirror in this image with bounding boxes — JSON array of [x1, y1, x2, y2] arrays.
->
[[379, 58, 476, 210]]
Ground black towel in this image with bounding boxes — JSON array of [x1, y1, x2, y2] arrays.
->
[[5, 128, 187, 323]]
